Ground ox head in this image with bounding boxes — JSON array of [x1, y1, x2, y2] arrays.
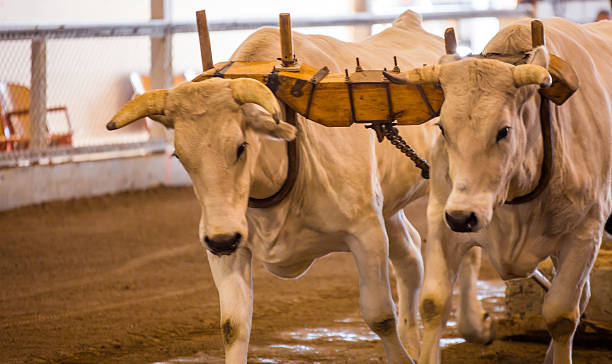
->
[[386, 47, 551, 232], [107, 78, 297, 255]]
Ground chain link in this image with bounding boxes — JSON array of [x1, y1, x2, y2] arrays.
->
[[382, 123, 430, 179]]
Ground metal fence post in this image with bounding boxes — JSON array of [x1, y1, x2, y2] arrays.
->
[[150, 0, 172, 139], [352, 0, 371, 41], [30, 37, 47, 150], [151, 0, 173, 90]]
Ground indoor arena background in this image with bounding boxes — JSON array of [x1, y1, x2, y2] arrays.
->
[[1, 1, 611, 363]]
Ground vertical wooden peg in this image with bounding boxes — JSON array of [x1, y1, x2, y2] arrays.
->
[[392, 56, 400, 72], [444, 28, 457, 55], [196, 10, 214, 71], [279, 13, 295, 66], [355, 57, 363, 72], [531, 20, 545, 48]]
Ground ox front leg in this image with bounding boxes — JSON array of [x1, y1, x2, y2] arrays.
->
[[542, 235, 599, 364], [207, 248, 253, 364], [456, 246, 495, 344], [419, 216, 467, 364], [348, 220, 415, 364], [386, 211, 424, 359]]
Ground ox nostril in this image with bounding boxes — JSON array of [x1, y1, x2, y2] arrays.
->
[[445, 211, 478, 233], [232, 233, 242, 247], [204, 233, 242, 255]]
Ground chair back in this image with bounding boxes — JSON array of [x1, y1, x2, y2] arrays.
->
[[0, 82, 30, 138]]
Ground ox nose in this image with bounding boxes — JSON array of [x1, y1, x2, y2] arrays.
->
[[445, 211, 478, 233], [204, 233, 242, 256]]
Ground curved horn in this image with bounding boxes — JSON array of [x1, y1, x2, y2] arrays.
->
[[107, 90, 169, 130], [383, 64, 442, 85], [512, 64, 552, 88], [230, 78, 282, 123]]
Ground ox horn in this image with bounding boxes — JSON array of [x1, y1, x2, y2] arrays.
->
[[383, 64, 442, 85], [107, 89, 169, 130], [230, 78, 282, 123], [512, 64, 552, 88]]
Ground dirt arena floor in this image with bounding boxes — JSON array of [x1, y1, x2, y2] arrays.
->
[[1, 186, 611, 363]]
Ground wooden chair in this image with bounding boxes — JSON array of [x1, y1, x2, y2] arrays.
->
[[0, 82, 73, 150], [0, 104, 19, 152]]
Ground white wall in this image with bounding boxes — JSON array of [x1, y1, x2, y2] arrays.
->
[[0, 154, 191, 211]]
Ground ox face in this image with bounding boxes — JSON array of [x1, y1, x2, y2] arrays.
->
[[438, 75, 521, 232], [384, 48, 552, 233], [435, 51, 550, 232], [107, 78, 296, 255]]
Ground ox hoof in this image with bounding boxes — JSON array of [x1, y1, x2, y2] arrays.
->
[[458, 312, 496, 345]]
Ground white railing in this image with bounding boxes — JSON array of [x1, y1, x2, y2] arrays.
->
[[0, 7, 532, 169]]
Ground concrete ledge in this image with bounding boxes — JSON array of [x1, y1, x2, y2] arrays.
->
[[0, 153, 191, 211]]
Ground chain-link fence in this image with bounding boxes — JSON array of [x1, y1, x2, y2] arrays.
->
[[0, 7, 531, 168]]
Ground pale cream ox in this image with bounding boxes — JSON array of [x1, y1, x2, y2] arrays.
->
[[386, 18, 612, 364], [107, 11, 493, 363]]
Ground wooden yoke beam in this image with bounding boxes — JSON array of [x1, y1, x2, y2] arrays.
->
[[196, 10, 214, 71]]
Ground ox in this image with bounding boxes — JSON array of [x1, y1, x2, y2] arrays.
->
[[108, 11, 493, 363], [386, 17, 612, 364]]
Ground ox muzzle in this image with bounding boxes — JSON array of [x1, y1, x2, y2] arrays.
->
[[445, 210, 479, 233], [204, 233, 242, 256]]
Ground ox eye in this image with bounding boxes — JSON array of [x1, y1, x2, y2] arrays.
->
[[436, 123, 445, 136], [496, 126, 511, 143], [237, 141, 248, 159]]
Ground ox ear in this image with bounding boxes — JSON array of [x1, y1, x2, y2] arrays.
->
[[241, 104, 297, 142], [528, 46, 550, 68]]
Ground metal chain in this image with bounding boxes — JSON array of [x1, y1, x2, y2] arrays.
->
[[382, 123, 430, 179]]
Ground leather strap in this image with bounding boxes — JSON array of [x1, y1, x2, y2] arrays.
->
[[248, 103, 299, 208], [505, 92, 553, 204]]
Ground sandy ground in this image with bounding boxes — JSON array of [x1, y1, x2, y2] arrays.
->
[[1, 186, 611, 363]]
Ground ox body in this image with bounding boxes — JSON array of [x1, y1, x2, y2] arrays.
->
[[108, 11, 494, 363], [388, 18, 612, 364]]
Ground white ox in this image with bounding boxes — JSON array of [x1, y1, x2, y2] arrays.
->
[[387, 18, 612, 364], [108, 11, 493, 363]]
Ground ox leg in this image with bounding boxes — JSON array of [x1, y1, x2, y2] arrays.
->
[[418, 217, 469, 364], [386, 210, 424, 359], [541, 235, 599, 364], [348, 220, 415, 364], [207, 248, 253, 364], [456, 246, 496, 344]]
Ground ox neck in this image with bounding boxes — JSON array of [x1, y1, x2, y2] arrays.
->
[[505, 92, 553, 205], [249, 138, 290, 199], [248, 107, 299, 209]]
